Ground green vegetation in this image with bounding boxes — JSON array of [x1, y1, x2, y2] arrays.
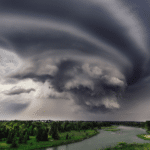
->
[[101, 125, 120, 132], [146, 121, 150, 131], [1, 120, 148, 150], [136, 120, 150, 141], [104, 129, 120, 132], [137, 134, 150, 140], [99, 120, 150, 150], [0, 120, 102, 149], [0, 130, 98, 150], [99, 142, 150, 150], [101, 125, 118, 129]]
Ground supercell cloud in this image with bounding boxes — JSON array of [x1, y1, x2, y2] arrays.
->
[[0, 0, 150, 121]]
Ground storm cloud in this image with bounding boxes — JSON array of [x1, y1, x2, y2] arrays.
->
[[0, 0, 150, 121], [4, 87, 35, 95]]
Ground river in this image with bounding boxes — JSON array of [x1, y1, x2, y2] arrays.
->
[[46, 126, 150, 150]]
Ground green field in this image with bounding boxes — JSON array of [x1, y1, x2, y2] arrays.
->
[[0, 130, 99, 150]]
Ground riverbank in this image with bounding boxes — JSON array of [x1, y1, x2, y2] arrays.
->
[[99, 126, 150, 150], [136, 126, 150, 141], [0, 129, 99, 150], [100, 142, 150, 150]]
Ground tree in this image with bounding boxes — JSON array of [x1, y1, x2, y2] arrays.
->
[[50, 122, 60, 140], [64, 121, 69, 131], [146, 121, 150, 131], [81, 122, 88, 130], [11, 134, 18, 148], [58, 121, 63, 132], [0, 129, 3, 141], [77, 121, 82, 131], [1, 126, 7, 139], [24, 132, 28, 144], [14, 125, 19, 137], [6, 130, 13, 144], [28, 125, 34, 136], [36, 126, 48, 141], [66, 133, 69, 140], [36, 127, 42, 142], [19, 132, 24, 144], [33, 127, 38, 136]]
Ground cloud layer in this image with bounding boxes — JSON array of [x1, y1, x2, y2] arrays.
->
[[0, 0, 150, 121]]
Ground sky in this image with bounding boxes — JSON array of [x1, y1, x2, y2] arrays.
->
[[0, 0, 150, 121]]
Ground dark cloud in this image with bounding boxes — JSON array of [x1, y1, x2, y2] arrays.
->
[[0, 0, 150, 120], [11, 73, 53, 83], [47, 59, 125, 112], [9, 57, 125, 113], [7, 102, 30, 113], [4, 87, 35, 95], [51, 59, 80, 92], [0, 99, 30, 115]]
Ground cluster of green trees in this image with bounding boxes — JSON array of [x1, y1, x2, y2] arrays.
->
[[1, 120, 149, 148], [146, 121, 150, 131], [48, 121, 102, 140], [104, 121, 145, 128], [0, 120, 103, 148], [0, 126, 9, 140]]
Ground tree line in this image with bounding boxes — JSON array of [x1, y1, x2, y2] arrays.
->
[[1, 120, 149, 148], [0, 120, 103, 148]]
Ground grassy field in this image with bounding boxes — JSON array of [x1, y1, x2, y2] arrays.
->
[[0, 130, 99, 150], [101, 126, 120, 132]]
